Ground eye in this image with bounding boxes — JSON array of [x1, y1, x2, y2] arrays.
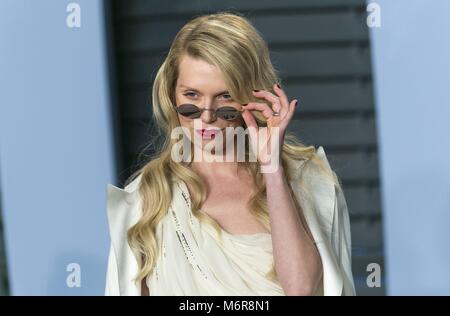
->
[[219, 94, 232, 101], [216, 106, 241, 120], [183, 92, 198, 98]]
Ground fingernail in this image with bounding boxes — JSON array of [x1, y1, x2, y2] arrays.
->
[[253, 89, 260, 92], [276, 84, 281, 89], [242, 103, 248, 106], [294, 100, 298, 107]]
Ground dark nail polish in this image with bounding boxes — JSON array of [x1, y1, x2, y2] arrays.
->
[[276, 84, 281, 89], [253, 89, 260, 92], [294, 100, 298, 107]]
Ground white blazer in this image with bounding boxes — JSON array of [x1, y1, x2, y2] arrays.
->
[[104, 146, 356, 296]]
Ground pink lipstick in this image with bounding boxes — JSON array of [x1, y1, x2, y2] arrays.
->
[[196, 128, 221, 139]]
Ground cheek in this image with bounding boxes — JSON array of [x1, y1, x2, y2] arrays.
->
[[178, 116, 192, 128]]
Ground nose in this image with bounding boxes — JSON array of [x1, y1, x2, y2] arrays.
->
[[200, 107, 217, 123]]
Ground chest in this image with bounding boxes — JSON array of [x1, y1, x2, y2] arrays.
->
[[196, 178, 269, 235]]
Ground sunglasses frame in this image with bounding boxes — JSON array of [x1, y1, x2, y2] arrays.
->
[[173, 103, 245, 121]]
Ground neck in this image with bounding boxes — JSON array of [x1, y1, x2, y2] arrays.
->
[[191, 159, 241, 178]]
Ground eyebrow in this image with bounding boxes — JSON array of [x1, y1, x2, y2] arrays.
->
[[179, 85, 229, 96]]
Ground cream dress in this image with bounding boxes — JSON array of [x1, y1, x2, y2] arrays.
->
[[145, 179, 324, 295]]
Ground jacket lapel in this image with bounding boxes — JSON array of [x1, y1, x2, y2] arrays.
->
[[106, 175, 143, 296]]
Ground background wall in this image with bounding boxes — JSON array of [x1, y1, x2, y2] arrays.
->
[[0, 0, 116, 295], [369, 0, 450, 295]]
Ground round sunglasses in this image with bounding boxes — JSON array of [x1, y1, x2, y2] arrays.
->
[[174, 103, 244, 121]]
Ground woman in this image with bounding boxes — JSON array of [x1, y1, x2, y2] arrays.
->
[[105, 12, 355, 296]]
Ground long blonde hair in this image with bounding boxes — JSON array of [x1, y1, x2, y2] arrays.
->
[[126, 11, 334, 285]]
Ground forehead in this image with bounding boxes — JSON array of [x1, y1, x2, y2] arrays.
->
[[177, 55, 227, 90]]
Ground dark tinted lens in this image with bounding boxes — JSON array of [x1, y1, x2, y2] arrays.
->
[[176, 104, 201, 118], [216, 107, 241, 121]]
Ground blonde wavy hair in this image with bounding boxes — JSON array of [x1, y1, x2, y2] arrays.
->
[[125, 11, 336, 285]]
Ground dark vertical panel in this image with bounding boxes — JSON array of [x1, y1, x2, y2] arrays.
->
[[103, 0, 125, 183], [0, 180, 10, 295]]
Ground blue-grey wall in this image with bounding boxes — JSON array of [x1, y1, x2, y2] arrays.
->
[[369, 0, 450, 295], [0, 0, 115, 295]]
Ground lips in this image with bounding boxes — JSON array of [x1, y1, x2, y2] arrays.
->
[[196, 128, 222, 138]]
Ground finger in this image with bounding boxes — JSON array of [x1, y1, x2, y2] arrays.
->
[[241, 110, 259, 155], [242, 102, 274, 119], [241, 109, 258, 129], [252, 90, 282, 113], [272, 83, 290, 118], [283, 99, 298, 126]]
